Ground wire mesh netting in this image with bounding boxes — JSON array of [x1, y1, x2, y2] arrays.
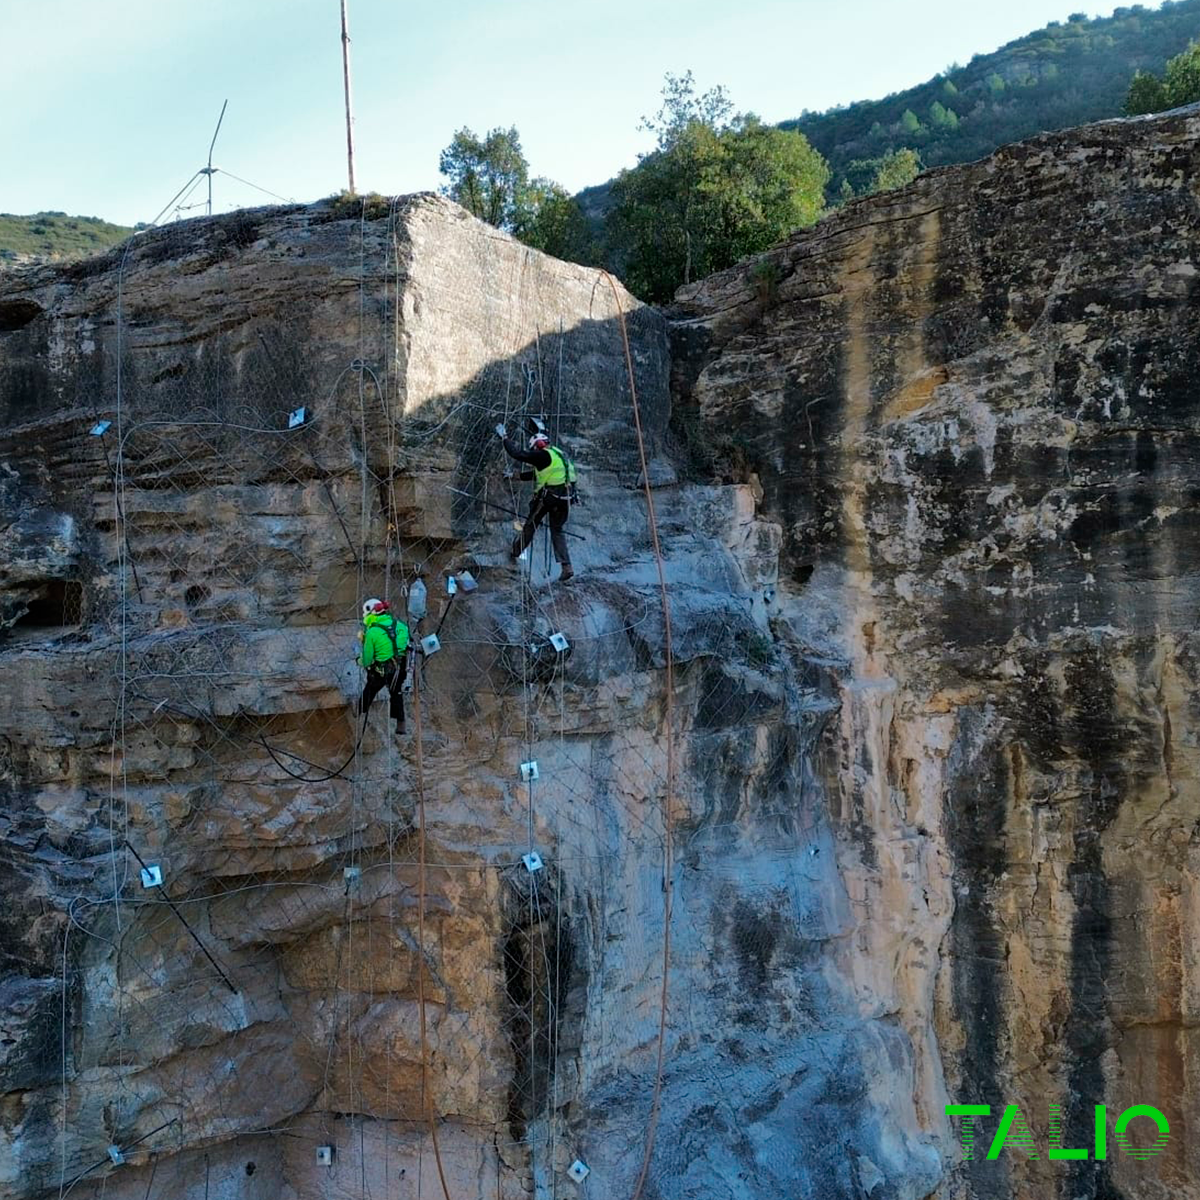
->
[[2, 193, 828, 1200]]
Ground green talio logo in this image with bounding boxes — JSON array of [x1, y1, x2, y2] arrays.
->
[[946, 1104, 1170, 1162]]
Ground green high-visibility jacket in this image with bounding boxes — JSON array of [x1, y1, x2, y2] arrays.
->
[[534, 447, 577, 491], [361, 613, 409, 670]]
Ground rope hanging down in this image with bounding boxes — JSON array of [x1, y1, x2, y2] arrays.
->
[[411, 663, 455, 1200], [600, 270, 677, 1200]]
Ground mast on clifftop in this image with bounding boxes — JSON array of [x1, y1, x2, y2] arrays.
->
[[202, 99, 228, 217], [340, 0, 357, 194]]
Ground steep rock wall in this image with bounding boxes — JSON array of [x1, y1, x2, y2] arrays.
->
[[672, 106, 1200, 1200]]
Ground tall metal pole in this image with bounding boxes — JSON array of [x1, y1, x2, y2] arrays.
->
[[340, 0, 356, 194], [205, 99, 228, 216]]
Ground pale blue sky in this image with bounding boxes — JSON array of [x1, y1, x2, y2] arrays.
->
[[1, 0, 1136, 225]]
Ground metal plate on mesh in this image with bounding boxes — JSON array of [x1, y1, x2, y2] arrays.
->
[[520, 761, 539, 782], [90, 420, 111, 436], [107, 1146, 125, 1166], [420, 633, 441, 656], [343, 865, 361, 884], [549, 632, 570, 653], [287, 406, 307, 429], [568, 1159, 589, 1182], [458, 570, 477, 592], [316, 1146, 333, 1166], [522, 851, 543, 873], [139, 864, 163, 889], [446, 575, 458, 595]]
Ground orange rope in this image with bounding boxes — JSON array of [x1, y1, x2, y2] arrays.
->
[[601, 271, 676, 1200], [412, 663, 454, 1200]]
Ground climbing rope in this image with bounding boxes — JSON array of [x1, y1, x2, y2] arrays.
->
[[411, 662, 455, 1200], [600, 270, 677, 1200]]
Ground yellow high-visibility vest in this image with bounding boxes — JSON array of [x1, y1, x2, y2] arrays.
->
[[534, 447, 577, 491]]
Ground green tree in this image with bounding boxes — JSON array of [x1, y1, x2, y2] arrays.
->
[[900, 108, 922, 132], [514, 179, 596, 262], [438, 126, 530, 230], [1123, 42, 1200, 114], [929, 101, 959, 130], [869, 148, 922, 194], [607, 73, 828, 302], [1164, 39, 1200, 106], [1124, 68, 1168, 114]]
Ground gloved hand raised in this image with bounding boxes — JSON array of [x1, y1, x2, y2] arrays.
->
[[495, 423, 507, 439]]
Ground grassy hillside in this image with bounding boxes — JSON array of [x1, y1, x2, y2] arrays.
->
[[783, 0, 1200, 197], [0, 212, 135, 267]]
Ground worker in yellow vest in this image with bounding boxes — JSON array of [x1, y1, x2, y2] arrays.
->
[[496, 423, 577, 582]]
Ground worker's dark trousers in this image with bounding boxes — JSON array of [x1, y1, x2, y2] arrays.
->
[[513, 490, 571, 566], [359, 658, 405, 727]]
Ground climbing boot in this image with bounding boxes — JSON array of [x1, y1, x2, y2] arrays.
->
[[558, 564, 574, 583]]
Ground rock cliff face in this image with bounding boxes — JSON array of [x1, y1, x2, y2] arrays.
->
[[0, 106, 1197, 1200], [672, 105, 1200, 1199]]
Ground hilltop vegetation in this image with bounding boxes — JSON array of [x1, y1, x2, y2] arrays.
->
[[440, 75, 830, 303], [0, 212, 134, 267], [785, 0, 1200, 198]]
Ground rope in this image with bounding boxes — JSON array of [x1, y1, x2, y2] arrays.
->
[[411, 664, 455, 1200], [600, 270, 676, 1200]]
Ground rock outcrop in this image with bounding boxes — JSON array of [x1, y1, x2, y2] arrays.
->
[[1, 104, 1198, 1200]]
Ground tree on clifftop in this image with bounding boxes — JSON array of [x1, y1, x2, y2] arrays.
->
[[870, 147, 922, 193], [438, 126, 530, 230], [1163, 39, 1200, 106], [1124, 40, 1200, 113], [514, 179, 598, 263], [607, 72, 829, 303], [1124, 70, 1168, 114], [438, 127, 595, 263]]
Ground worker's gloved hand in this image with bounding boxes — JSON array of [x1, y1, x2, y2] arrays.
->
[[495, 423, 507, 439], [356, 630, 364, 643]]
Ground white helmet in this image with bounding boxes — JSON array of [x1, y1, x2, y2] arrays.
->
[[362, 598, 386, 617], [529, 432, 550, 450]]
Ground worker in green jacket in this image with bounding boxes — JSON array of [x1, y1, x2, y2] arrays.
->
[[496, 423, 577, 581], [358, 598, 409, 734]]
